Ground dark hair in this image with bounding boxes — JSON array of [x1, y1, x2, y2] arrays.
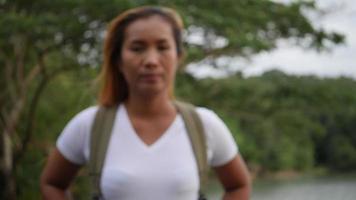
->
[[99, 6, 184, 106]]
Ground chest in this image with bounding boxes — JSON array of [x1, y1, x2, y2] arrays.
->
[[100, 116, 199, 200], [130, 115, 175, 146]]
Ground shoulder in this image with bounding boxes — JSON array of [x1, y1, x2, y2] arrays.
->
[[59, 105, 99, 135], [195, 106, 238, 167], [194, 106, 230, 138], [71, 106, 99, 125], [56, 105, 99, 165], [195, 107, 217, 120], [195, 106, 225, 129]]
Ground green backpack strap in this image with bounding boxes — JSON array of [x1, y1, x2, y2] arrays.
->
[[174, 101, 209, 196], [88, 105, 118, 200], [88, 102, 208, 199]]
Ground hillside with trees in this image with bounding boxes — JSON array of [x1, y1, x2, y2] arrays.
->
[[176, 71, 356, 174]]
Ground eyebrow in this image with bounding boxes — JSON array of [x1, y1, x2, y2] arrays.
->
[[130, 37, 169, 43], [128, 38, 170, 45]]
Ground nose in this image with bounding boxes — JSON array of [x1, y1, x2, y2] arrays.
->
[[142, 49, 159, 68]]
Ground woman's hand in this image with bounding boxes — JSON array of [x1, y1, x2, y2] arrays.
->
[[214, 154, 251, 200]]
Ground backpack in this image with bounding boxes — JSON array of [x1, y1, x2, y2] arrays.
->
[[88, 101, 209, 200]]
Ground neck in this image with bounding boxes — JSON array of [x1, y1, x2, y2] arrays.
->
[[124, 93, 175, 117]]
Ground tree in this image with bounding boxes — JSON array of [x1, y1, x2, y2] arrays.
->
[[176, 70, 356, 174], [0, 1, 116, 198], [0, 0, 344, 198]]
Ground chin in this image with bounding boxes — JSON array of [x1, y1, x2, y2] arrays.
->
[[138, 86, 167, 97]]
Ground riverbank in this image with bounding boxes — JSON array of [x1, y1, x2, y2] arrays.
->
[[251, 172, 356, 200], [206, 172, 356, 200], [248, 165, 333, 181]]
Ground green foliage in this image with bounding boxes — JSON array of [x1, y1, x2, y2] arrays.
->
[[0, 0, 349, 198], [15, 143, 48, 200], [0, 0, 344, 68], [176, 70, 356, 173], [13, 70, 97, 199]]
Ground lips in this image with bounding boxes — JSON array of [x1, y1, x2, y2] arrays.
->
[[139, 73, 162, 83]]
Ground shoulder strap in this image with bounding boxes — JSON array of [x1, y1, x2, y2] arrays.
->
[[88, 102, 208, 199], [89, 105, 118, 200], [174, 101, 209, 194]]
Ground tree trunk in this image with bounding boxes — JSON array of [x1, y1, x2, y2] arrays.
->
[[0, 98, 25, 199], [1, 130, 16, 200]]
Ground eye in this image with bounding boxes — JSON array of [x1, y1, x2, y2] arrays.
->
[[158, 44, 170, 51], [130, 45, 145, 53]]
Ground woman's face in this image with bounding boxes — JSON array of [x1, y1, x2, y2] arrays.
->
[[120, 15, 179, 98]]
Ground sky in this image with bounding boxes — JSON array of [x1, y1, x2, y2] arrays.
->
[[187, 0, 356, 79]]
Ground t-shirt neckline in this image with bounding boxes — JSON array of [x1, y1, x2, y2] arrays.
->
[[120, 104, 179, 151]]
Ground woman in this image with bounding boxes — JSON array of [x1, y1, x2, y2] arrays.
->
[[40, 6, 251, 200]]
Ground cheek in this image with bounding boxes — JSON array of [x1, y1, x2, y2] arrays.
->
[[165, 52, 179, 70], [165, 59, 178, 83], [119, 52, 137, 76], [121, 51, 133, 66]]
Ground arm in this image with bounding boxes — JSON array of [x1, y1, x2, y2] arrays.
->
[[40, 148, 81, 200], [214, 154, 251, 200]]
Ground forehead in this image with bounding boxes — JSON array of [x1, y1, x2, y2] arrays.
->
[[124, 15, 175, 43]]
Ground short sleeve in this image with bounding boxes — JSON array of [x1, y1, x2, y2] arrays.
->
[[56, 106, 98, 165], [197, 107, 238, 167]]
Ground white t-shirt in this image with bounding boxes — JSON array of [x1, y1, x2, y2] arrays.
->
[[57, 104, 238, 200]]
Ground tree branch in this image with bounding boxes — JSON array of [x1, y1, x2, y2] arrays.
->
[[0, 110, 7, 130], [14, 55, 77, 165], [24, 63, 41, 88], [2, 52, 45, 146], [14, 77, 48, 165], [4, 57, 17, 104], [14, 36, 25, 91]]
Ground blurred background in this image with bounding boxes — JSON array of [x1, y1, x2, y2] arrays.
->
[[1, 0, 355, 199]]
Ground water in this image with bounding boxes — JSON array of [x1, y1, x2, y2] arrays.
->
[[206, 174, 356, 200]]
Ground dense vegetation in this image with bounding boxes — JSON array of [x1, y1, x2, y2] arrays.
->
[[12, 69, 356, 199], [1, 0, 351, 199], [176, 71, 356, 173]]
